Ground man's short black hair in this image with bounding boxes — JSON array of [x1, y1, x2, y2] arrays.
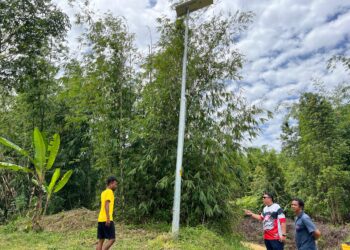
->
[[107, 176, 117, 185], [292, 198, 304, 209], [263, 192, 274, 202]]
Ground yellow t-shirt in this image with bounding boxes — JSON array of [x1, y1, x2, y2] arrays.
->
[[98, 188, 114, 222]]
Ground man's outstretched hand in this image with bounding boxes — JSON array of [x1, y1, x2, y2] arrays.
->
[[280, 235, 287, 243], [244, 209, 253, 216]]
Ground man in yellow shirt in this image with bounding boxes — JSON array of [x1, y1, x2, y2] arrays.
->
[[96, 176, 117, 250]]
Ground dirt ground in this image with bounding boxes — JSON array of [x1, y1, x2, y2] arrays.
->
[[40, 208, 98, 232], [242, 241, 266, 250], [240, 217, 350, 250]]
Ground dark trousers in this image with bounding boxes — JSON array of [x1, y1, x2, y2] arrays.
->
[[264, 239, 284, 250]]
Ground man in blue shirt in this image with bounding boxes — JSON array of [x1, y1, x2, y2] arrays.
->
[[291, 198, 321, 250]]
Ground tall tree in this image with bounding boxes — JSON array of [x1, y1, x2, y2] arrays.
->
[[281, 92, 350, 223], [125, 13, 267, 225], [0, 0, 70, 220], [0, 0, 69, 92], [59, 13, 137, 212]]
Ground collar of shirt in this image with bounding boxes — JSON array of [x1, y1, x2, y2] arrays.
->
[[295, 211, 304, 222]]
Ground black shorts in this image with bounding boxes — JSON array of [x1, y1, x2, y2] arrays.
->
[[97, 221, 116, 240], [264, 240, 284, 250]]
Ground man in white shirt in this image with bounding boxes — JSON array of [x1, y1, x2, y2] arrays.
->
[[244, 192, 287, 250]]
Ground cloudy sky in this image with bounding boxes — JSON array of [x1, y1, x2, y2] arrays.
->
[[56, 0, 350, 150]]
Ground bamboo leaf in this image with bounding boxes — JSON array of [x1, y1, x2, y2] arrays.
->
[[53, 170, 73, 193], [48, 168, 61, 194], [0, 162, 33, 173], [46, 134, 60, 170]]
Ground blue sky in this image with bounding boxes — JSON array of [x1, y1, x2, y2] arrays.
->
[[56, 0, 350, 150], [148, 0, 157, 8]]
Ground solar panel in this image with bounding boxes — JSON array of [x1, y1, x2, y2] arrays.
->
[[175, 0, 213, 17]]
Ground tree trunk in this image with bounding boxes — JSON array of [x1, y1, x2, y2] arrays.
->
[[43, 194, 50, 216], [32, 188, 43, 231]]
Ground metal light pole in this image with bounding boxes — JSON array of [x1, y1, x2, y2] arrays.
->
[[172, 0, 213, 238]]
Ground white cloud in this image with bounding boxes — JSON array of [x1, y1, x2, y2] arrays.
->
[[229, 0, 350, 150], [303, 12, 350, 51]]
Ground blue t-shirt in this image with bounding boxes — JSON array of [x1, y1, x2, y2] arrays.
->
[[295, 212, 317, 250]]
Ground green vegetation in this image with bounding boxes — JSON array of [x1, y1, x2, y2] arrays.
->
[[0, 128, 73, 228], [0, 0, 267, 228], [0, 227, 247, 250], [123, 12, 266, 225], [1, 1, 350, 249], [0, 211, 248, 250], [149, 227, 247, 250], [283, 91, 350, 223], [235, 84, 350, 224], [346, 235, 350, 242]]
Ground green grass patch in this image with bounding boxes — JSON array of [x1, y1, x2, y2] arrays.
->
[[0, 209, 248, 249], [346, 235, 350, 242], [0, 222, 248, 250], [149, 226, 247, 250]]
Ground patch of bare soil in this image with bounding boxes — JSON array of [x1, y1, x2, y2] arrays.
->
[[241, 241, 266, 250], [240, 217, 350, 250]]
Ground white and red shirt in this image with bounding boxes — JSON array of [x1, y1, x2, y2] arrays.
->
[[260, 203, 286, 240]]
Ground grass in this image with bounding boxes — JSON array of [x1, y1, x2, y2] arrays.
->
[[0, 209, 249, 250], [0, 227, 96, 250], [149, 226, 248, 250], [346, 235, 350, 242]]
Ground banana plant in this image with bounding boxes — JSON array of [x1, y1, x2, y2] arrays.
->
[[0, 128, 73, 219]]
